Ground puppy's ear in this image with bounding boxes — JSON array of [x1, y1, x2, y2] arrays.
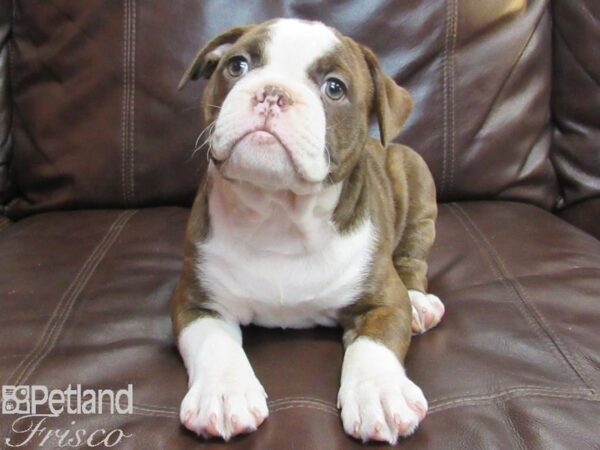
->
[[178, 25, 254, 91], [360, 45, 412, 146]]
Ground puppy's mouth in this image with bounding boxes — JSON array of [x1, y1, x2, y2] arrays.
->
[[233, 129, 287, 153], [211, 127, 305, 180]]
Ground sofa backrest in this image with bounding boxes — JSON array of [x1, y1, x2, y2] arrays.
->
[[0, 0, 597, 219]]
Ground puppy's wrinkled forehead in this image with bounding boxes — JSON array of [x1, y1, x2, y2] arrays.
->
[[263, 19, 341, 76]]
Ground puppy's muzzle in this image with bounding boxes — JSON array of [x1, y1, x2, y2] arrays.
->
[[253, 84, 294, 112]]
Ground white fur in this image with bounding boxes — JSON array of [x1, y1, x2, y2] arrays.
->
[[408, 290, 445, 335], [210, 19, 341, 194], [178, 317, 268, 440], [197, 166, 377, 328], [265, 19, 340, 80], [338, 337, 428, 444]]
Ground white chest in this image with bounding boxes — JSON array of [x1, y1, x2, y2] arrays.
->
[[196, 177, 376, 328]]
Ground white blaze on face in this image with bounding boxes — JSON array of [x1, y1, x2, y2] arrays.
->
[[210, 19, 340, 194]]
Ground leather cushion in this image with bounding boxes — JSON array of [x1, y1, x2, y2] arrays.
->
[[1, 202, 598, 448]]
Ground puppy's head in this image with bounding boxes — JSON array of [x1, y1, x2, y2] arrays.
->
[[180, 19, 412, 194]]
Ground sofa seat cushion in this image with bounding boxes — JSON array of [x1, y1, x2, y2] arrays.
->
[[0, 202, 598, 449]]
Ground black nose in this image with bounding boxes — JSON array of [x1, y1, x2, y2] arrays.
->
[[255, 85, 294, 109]]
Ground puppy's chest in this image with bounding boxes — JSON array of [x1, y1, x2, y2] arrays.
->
[[197, 197, 375, 328]]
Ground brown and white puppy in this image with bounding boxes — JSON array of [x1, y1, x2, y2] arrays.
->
[[172, 18, 445, 444]]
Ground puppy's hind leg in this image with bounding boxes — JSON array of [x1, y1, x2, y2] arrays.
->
[[386, 145, 445, 334]]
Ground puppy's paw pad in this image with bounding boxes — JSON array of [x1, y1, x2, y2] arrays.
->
[[408, 290, 445, 334], [180, 378, 268, 440], [338, 374, 427, 444]]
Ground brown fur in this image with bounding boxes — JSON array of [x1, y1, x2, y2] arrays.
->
[[172, 22, 437, 364]]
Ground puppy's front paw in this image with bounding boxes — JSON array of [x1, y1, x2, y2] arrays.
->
[[338, 372, 427, 444], [180, 375, 268, 441], [408, 290, 445, 334]]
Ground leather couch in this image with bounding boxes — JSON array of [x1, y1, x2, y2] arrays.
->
[[1, 1, 599, 449]]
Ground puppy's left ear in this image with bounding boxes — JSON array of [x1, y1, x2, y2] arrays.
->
[[361, 45, 413, 146], [178, 25, 254, 91]]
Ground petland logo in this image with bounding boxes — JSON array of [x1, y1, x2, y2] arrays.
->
[[2, 385, 134, 448]]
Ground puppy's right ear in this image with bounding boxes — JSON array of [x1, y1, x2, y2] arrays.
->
[[177, 25, 254, 91]]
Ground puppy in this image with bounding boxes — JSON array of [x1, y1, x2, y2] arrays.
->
[[172, 18, 445, 444]]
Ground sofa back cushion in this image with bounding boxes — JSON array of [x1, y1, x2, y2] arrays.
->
[[4, 0, 559, 218]]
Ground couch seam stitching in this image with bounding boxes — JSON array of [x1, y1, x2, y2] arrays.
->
[[448, 0, 457, 193], [498, 401, 528, 450], [120, 0, 130, 205], [29, 386, 600, 417], [17, 211, 137, 384], [429, 390, 599, 414], [3, 211, 136, 388], [452, 203, 594, 390], [101, 386, 594, 417], [128, 0, 136, 203], [441, 0, 458, 196], [65, 391, 600, 420], [0, 211, 136, 449], [430, 385, 589, 406], [471, 7, 548, 143], [447, 204, 586, 387], [440, 0, 450, 196], [270, 403, 338, 415]]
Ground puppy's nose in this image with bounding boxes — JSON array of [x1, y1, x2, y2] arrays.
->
[[255, 85, 294, 110]]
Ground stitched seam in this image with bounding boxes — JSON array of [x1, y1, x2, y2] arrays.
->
[[453, 204, 594, 390], [268, 399, 338, 414], [3, 211, 136, 388], [128, 0, 136, 203], [104, 392, 600, 420], [441, 0, 450, 195], [120, 0, 130, 205], [429, 390, 600, 415], [127, 396, 338, 416], [447, 204, 585, 387], [472, 8, 548, 142], [23, 392, 599, 421], [268, 396, 337, 408], [0, 211, 136, 448], [270, 403, 338, 415], [126, 403, 339, 419], [448, 0, 457, 193], [430, 385, 590, 406], [17, 211, 136, 384], [498, 401, 528, 450], [441, 0, 457, 196]]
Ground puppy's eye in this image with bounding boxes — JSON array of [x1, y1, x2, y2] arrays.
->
[[226, 56, 249, 78], [322, 78, 346, 101]]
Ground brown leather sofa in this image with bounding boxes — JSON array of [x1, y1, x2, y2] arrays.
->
[[1, 1, 599, 449]]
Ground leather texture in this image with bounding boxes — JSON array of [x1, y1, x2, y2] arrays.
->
[[559, 198, 600, 241], [0, 203, 599, 449], [5, 0, 561, 217], [1, 0, 599, 449], [0, 0, 13, 209], [551, 1, 600, 236]]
